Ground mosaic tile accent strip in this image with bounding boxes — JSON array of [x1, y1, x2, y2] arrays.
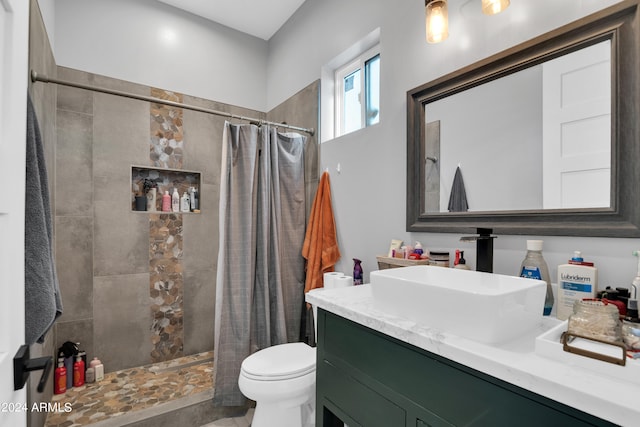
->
[[44, 352, 213, 427], [150, 88, 184, 169], [150, 213, 184, 362]]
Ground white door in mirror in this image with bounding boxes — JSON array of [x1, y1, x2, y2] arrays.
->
[[542, 40, 611, 209]]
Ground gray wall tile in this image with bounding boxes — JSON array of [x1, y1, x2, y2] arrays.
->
[[94, 273, 151, 372], [94, 198, 149, 276], [55, 216, 93, 321], [56, 110, 93, 216], [183, 268, 215, 355], [57, 67, 95, 115], [182, 183, 218, 272], [93, 91, 150, 177]]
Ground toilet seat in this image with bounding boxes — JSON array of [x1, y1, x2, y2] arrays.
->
[[241, 342, 316, 381]]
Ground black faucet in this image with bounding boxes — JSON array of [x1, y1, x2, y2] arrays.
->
[[460, 228, 496, 273]]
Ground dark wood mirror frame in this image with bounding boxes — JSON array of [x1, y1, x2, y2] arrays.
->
[[407, 0, 640, 237]]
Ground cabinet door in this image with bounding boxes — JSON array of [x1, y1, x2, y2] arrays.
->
[[318, 359, 405, 427]]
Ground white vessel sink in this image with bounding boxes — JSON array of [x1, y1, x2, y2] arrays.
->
[[369, 266, 546, 344]]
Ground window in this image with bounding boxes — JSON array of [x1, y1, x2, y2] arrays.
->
[[335, 46, 380, 137]]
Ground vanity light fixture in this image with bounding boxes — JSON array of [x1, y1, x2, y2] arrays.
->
[[482, 0, 510, 15], [425, 0, 449, 44]]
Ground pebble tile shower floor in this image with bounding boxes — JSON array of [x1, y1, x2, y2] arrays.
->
[[44, 351, 216, 427]]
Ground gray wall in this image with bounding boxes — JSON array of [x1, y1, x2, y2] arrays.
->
[[52, 0, 268, 111]]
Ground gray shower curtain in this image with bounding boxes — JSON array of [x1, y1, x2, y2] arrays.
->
[[213, 122, 306, 406]]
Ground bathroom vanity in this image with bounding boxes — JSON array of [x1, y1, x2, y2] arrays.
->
[[306, 285, 638, 427]]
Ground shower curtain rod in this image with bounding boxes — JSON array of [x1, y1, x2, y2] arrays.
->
[[30, 70, 315, 136]]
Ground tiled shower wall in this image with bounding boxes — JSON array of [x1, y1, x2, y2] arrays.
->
[[53, 66, 319, 372]]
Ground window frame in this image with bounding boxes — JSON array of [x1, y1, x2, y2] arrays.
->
[[334, 45, 380, 137]]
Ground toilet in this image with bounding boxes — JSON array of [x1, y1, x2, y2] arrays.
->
[[238, 341, 316, 427]]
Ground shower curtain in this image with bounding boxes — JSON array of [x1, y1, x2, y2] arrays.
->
[[213, 122, 307, 406]]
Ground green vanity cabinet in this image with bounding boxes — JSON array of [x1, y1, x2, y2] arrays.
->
[[315, 309, 617, 427]]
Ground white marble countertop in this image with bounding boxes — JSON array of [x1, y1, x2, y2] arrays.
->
[[306, 284, 640, 427]]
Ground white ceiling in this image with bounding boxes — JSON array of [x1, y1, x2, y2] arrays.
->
[[156, 0, 306, 41]]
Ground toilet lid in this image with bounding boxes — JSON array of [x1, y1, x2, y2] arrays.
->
[[241, 342, 316, 380]]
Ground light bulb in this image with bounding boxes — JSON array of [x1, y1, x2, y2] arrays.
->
[[425, 0, 449, 44], [482, 0, 510, 15]]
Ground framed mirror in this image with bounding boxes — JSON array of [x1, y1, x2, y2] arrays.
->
[[407, 1, 640, 237]]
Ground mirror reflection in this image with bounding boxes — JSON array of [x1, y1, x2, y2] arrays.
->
[[424, 40, 611, 214]]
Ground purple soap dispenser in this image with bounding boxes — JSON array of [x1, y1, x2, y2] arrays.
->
[[353, 258, 363, 286]]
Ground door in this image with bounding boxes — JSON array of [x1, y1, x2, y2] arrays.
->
[[542, 41, 611, 209], [0, 0, 29, 426]]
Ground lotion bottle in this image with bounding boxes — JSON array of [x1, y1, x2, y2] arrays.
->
[[557, 251, 597, 321]]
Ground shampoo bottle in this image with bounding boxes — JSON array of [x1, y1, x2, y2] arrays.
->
[[54, 358, 66, 395], [171, 188, 180, 212], [73, 354, 85, 387], [557, 251, 597, 321], [519, 240, 554, 316]]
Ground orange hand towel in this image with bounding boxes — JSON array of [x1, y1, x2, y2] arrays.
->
[[302, 172, 340, 293]]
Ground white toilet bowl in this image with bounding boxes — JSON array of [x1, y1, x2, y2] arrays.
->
[[238, 342, 316, 427]]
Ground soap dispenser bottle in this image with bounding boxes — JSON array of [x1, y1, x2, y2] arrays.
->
[[519, 240, 554, 316]]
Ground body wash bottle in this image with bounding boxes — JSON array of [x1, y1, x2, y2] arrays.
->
[[519, 240, 553, 316]]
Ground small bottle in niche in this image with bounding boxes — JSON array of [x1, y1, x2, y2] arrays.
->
[[171, 188, 180, 212], [180, 191, 190, 212], [162, 190, 171, 212]]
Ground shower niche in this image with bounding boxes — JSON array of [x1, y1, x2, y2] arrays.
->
[[131, 165, 202, 213]]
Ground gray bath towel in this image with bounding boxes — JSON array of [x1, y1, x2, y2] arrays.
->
[[448, 166, 469, 212], [25, 94, 63, 344]]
